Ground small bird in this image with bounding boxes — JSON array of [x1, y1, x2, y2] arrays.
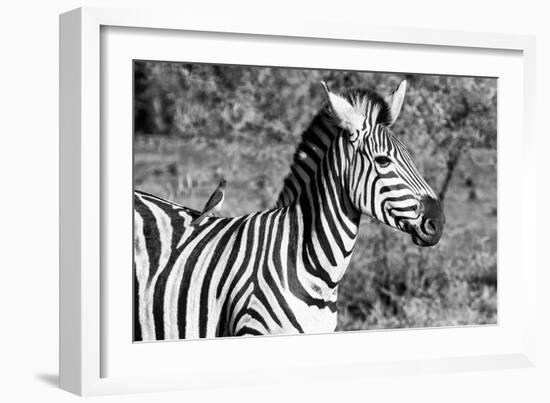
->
[[191, 179, 227, 226]]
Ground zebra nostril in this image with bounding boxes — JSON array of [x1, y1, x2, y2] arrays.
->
[[424, 218, 437, 235]]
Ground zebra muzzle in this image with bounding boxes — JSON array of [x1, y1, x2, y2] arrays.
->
[[397, 196, 444, 247]]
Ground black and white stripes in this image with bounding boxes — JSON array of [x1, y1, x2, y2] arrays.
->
[[133, 81, 444, 341]]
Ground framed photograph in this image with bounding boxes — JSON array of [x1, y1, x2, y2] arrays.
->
[[59, 7, 537, 396]]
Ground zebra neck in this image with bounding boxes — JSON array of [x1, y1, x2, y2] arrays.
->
[[276, 112, 338, 207], [293, 137, 361, 290]]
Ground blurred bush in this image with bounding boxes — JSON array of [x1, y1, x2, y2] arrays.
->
[[134, 61, 497, 330]]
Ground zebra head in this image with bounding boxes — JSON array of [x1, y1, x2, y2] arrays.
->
[[322, 81, 444, 247]]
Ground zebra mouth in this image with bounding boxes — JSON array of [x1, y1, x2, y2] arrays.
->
[[411, 231, 430, 247], [397, 219, 439, 247]]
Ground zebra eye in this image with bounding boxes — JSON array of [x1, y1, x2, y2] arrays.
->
[[374, 156, 392, 168]]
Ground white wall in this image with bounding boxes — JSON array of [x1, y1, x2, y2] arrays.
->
[[0, 0, 547, 401]]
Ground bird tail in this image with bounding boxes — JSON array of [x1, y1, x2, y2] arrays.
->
[[191, 213, 208, 227]]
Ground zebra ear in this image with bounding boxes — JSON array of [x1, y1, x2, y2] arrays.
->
[[321, 81, 364, 135], [386, 80, 407, 126]]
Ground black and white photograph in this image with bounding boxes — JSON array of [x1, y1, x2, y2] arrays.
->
[[3, 0, 547, 400], [133, 62, 497, 341]]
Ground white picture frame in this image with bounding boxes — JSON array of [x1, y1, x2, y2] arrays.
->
[[59, 6, 537, 396]]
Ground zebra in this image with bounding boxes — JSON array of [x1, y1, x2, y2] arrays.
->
[[133, 80, 445, 341]]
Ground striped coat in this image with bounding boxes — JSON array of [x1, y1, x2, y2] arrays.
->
[[134, 127, 360, 340]]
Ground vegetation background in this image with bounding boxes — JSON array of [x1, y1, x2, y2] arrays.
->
[[134, 61, 497, 331]]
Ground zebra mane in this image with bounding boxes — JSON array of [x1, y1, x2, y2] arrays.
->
[[275, 87, 392, 207]]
